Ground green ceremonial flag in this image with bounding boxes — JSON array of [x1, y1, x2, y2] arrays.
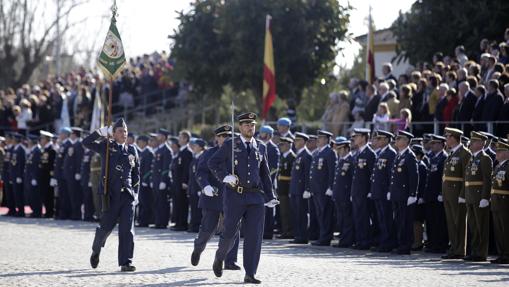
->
[[97, 14, 126, 79]]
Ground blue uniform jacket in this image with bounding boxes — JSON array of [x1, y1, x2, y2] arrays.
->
[[289, 148, 312, 196], [208, 137, 274, 204], [351, 145, 376, 200], [63, 140, 84, 180], [139, 147, 154, 188], [309, 145, 337, 195], [82, 131, 140, 199], [151, 144, 170, 190], [389, 147, 419, 202], [80, 148, 94, 188], [197, 146, 223, 211], [9, 144, 26, 183], [423, 150, 447, 202], [266, 140, 280, 187], [24, 146, 42, 187], [370, 145, 397, 200], [416, 160, 427, 199], [188, 153, 202, 197], [54, 140, 71, 181], [333, 153, 355, 202], [171, 146, 193, 192]]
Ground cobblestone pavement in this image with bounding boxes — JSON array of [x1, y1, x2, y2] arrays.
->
[[0, 216, 507, 287]]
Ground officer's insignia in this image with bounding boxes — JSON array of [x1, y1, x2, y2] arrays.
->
[[234, 159, 238, 166], [178, 157, 182, 165], [225, 126, 231, 131], [318, 158, 324, 170], [249, 113, 255, 118], [11, 158, 17, 166], [255, 152, 260, 162], [342, 163, 350, 170], [68, 147, 74, 156], [399, 159, 405, 166], [397, 167, 402, 172], [128, 154, 135, 167], [341, 172, 346, 176], [495, 171, 506, 186], [358, 159, 366, 168], [234, 148, 242, 152]]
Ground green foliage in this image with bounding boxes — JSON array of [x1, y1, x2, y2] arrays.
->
[[392, 0, 509, 65], [170, 0, 351, 106]]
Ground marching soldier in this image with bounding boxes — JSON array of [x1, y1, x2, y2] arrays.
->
[[2, 133, 16, 216], [53, 127, 72, 220], [332, 138, 355, 248], [310, 130, 336, 246], [137, 135, 154, 227], [10, 133, 26, 217], [276, 136, 295, 239], [86, 118, 140, 272], [441, 127, 471, 259], [463, 131, 492, 262], [351, 128, 376, 250], [170, 130, 193, 231], [25, 135, 42, 218], [81, 136, 96, 222], [188, 138, 206, 232], [258, 125, 280, 239], [39, 131, 56, 218], [64, 127, 85, 220], [191, 125, 240, 271], [389, 130, 419, 255], [289, 132, 312, 244], [490, 139, 509, 264], [208, 112, 279, 284], [423, 135, 449, 253], [151, 129, 171, 229], [370, 130, 397, 252]]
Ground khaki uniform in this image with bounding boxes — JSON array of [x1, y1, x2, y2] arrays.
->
[[491, 160, 509, 260], [464, 150, 492, 258], [442, 144, 471, 256]]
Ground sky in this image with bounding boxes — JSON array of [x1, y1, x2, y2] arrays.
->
[[62, 0, 416, 69]]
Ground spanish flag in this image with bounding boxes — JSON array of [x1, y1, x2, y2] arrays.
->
[[366, 7, 375, 84], [262, 15, 276, 120]]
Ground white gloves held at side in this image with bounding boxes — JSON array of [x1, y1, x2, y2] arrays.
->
[[159, 182, 167, 190], [264, 199, 280, 208], [50, 178, 58, 187], [407, 196, 417, 206], [203, 185, 215, 197], [325, 188, 333, 197], [303, 191, 311, 199], [479, 199, 489, 208], [223, 175, 238, 186]]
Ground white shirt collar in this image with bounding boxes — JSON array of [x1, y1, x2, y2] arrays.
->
[[398, 146, 410, 156], [180, 144, 189, 152], [240, 135, 257, 149], [44, 142, 52, 149], [158, 143, 166, 149], [318, 144, 328, 153], [341, 152, 351, 160], [297, 147, 308, 155], [283, 150, 292, 158], [499, 160, 508, 166], [195, 150, 204, 158], [379, 144, 390, 154], [473, 149, 482, 157], [449, 143, 462, 154], [139, 146, 147, 152], [358, 144, 368, 154]]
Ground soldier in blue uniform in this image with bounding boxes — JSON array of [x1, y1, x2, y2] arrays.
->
[[309, 130, 336, 246], [53, 127, 72, 219], [25, 135, 42, 217], [423, 135, 449, 253], [187, 138, 206, 232], [258, 125, 280, 239], [86, 118, 140, 272], [332, 138, 355, 248], [208, 113, 279, 284], [191, 125, 240, 271], [370, 130, 397, 252], [276, 117, 294, 139], [39, 131, 56, 218], [170, 130, 193, 231], [64, 127, 85, 220], [81, 132, 96, 222], [10, 133, 26, 217], [2, 133, 15, 216], [306, 134, 319, 240], [351, 128, 376, 249], [411, 144, 428, 251], [151, 129, 172, 228], [136, 135, 155, 227], [289, 132, 312, 244], [388, 130, 419, 254]]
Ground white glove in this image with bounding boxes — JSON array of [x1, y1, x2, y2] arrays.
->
[[75, 174, 81, 180], [303, 191, 311, 199], [50, 178, 58, 187], [197, 191, 201, 196], [223, 175, 237, 186], [479, 199, 490, 208], [16, 177, 22, 184], [367, 192, 372, 199], [203, 185, 214, 197], [182, 183, 188, 190], [31, 179, 37, 186], [350, 196, 353, 202], [386, 192, 391, 201], [325, 188, 333, 197], [458, 197, 466, 204], [150, 182, 153, 188], [264, 199, 280, 208], [418, 198, 425, 205], [98, 126, 112, 137], [407, 196, 417, 206], [437, 195, 443, 202], [88, 182, 92, 187], [159, 182, 167, 190], [142, 182, 148, 187]]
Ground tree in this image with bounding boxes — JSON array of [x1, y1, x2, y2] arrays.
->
[[0, 0, 84, 89], [392, 0, 509, 65], [170, 0, 350, 106]]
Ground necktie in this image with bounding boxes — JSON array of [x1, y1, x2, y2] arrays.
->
[[245, 142, 251, 154]]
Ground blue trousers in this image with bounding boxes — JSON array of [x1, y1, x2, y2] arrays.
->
[[57, 179, 71, 219], [313, 194, 334, 244], [215, 203, 265, 277], [352, 197, 370, 247], [92, 192, 135, 266], [308, 197, 319, 240], [392, 201, 415, 252], [374, 199, 395, 249], [13, 182, 25, 216], [66, 177, 82, 220], [290, 195, 309, 241], [194, 209, 239, 265], [138, 185, 154, 226], [153, 187, 169, 228], [188, 192, 202, 231], [334, 200, 354, 245]]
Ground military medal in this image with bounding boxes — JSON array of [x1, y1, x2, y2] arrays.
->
[[397, 167, 402, 172], [128, 154, 135, 167]]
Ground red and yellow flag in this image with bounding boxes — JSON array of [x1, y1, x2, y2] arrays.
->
[[366, 7, 375, 84], [262, 15, 276, 120]]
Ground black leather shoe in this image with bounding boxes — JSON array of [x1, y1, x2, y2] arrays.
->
[[244, 275, 261, 284], [463, 255, 474, 261], [120, 264, 136, 272], [277, 234, 294, 239], [213, 258, 223, 277], [170, 226, 187, 231], [289, 239, 309, 244], [441, 254, 463, 260], [490, 257, 509, 264], [333, 243, 353, 248], [191, 250, 201, 266], [224, 263, 241, 270], [90, 252, 100, 269], [311, 241, 330, 246]]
